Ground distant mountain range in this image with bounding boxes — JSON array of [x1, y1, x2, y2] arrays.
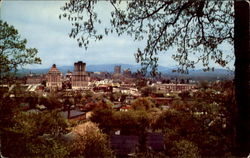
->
[[18, 64, 234, 79]]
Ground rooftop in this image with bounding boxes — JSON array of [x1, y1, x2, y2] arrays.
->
[[60, 110, 85, 119]]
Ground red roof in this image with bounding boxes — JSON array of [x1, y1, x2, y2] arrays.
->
[[120, 106, 131, 109]]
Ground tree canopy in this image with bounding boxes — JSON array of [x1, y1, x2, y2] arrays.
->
[[0, 20, 41, 83], [60, 0, 234, 74], [70, 121, 113, 157], [2, 110, 70, 157]]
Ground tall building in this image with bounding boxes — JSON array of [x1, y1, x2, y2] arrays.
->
[[72, 61, 90, 89], [114, 65, 121, 74], [46, 64, 62, 91]]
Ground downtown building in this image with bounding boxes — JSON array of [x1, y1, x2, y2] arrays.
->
[[114, 65, 121, 74], [46, 64, 62, 91], [72, 61, 90, 90]]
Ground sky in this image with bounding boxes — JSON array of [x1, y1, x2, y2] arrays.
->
[[0, 0, 234, 70]]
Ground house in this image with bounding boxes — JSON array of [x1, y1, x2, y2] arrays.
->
[[110, 135, 139, 157], [151, 83, 197, 93], [26, 74, 44, 85], [20, 102, 30, 110], [146, 132, 165, 152], [93, 84, 112, 92], [110, 132, 165, 157], [60, 110, 85, 121], [112, 104, 122, 110], [120, 105, 132, 112], [151, 97, 173, 106]]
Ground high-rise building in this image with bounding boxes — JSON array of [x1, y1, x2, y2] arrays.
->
[[72, 61, 90, 89], [114, 65, 121, 74], [46, 64, 62, 91]]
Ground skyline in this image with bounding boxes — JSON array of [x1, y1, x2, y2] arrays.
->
[[1, 1, 234, 70]]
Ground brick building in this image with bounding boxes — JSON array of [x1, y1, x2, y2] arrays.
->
[[71, 61, 90, 89], [26, 74, 44, 85], [46, 64, 62, 91], [114, 65, 121, 74], [153, 83, 197, 93]]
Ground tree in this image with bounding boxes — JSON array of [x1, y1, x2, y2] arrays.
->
[[198, 81, 210, 90], [109, 91, 122, 101], [112, 110, 151, 136], [0, 20, 41, 155], [141, 86, 157, 97], [2, 110, 69, 157], [170, 139, 200, 158], [90, 109, 114, 134], [69, 121, 113, 157], [60, 0, 249, 155], [152, 106, 233, 157], [90, 109, 151, 134], [39, 95, 62, 110], [0, 20, 42, 121], [178, 91, 191, 100], [0, 20, 41, 84], [131, 97, 155, 110], [135, 78, 148, 89]]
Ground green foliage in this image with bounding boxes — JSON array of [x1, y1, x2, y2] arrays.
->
[[90, 84, 235, 156], [105, 99, 114, 108], [86, 99, 113, 111], [134, 151, 167, 158], [152, 109, 194, 134], [131, 97, 155, 111], [109, 91, 122, 101], [135, 79, 148, 89], [152, 86, 235, 157], [198, 81, 210, 90], [91, 110, 151, 153], [170, 139, 200, 158], [141, 86, 157, 97], [0, 20, 41, 83], [178, 91, 191, 100], [69, 122, 113, 158], [84, 90, 94, 100], [90, 109, 151, 135], [95, 99, 114, 110], [2, 110, 69, 157], [10, 110, 68, 137], [0, 96, 21, 129], [39, 95, 62, 110], [113, 110, 151, 135], [90, 109, 114, 134], [26, 138, 70, 158]]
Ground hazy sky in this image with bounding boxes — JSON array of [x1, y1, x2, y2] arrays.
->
[[1, 1, 234, 69]]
